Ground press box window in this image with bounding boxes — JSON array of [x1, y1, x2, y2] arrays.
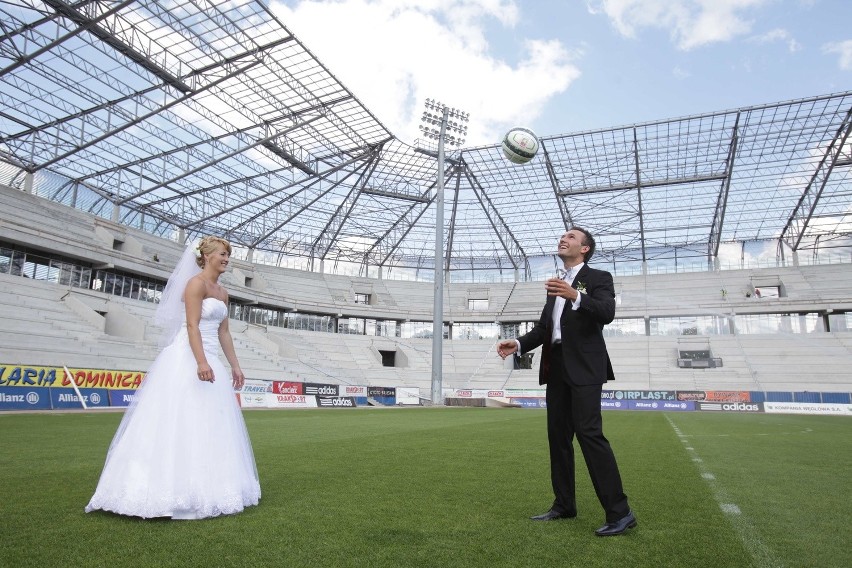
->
[[753, 286, 780, 299], [355, 293, 371, 305], [468, 299, 489, 311]]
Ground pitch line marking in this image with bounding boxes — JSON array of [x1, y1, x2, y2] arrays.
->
[[666, 415, 785, 568]]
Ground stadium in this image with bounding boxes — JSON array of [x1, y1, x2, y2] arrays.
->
[[1, 1, 851, 567]]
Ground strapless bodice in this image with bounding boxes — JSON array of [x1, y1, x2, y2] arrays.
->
[[195, 297, 227, 349]]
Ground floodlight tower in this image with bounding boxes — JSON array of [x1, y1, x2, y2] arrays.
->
[[419, 99, 469, 405]]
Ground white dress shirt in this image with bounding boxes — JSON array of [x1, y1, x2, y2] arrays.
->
[[511, 263, 585, 354], [551, 263, 584, 344]]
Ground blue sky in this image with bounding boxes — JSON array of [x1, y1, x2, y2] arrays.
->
[[271, 0, 850, 146]]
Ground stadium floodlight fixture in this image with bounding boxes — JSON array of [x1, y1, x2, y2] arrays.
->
[[419, 99, 469, 406]]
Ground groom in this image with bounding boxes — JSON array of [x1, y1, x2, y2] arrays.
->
[[497, 227, 636, 536]]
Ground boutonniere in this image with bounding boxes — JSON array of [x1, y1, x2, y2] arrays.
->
[[575, 282, 587, 294]]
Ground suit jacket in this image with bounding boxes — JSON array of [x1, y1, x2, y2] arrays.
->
[[518, 264, 616, 386]]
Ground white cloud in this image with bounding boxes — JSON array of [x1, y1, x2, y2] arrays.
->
[[672, 65, 691, 79], [749, 28, 801, 53], [823, 40, 852, 70], [268, 0, 580, 145], [586, 0, 768, 50]]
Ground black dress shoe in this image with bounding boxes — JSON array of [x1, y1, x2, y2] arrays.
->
[[530, 508, 577, 521], [595, 511, 637, 536]]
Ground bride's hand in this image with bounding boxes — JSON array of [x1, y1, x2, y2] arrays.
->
[[232, 368, 245, 390], [197, 362, 214, 382]]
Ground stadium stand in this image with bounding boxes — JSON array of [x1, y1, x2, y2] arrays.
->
[[2, 184, 851, 404]]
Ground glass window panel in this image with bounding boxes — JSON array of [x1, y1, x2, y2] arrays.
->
[[103, 272, 116, 295], [374, 320, 397, 337], [650, 316, 731, 336], [0, 247, 12, 274], [604, 318, 646, 337], [138, 284, 152, 302], [55, 261, 71, 285], [24, 254, 51, 280], [46, 265, 60, 283], [267, 311, 281, 327], [735, 313, 823, 334], [113, 275, 124, 297], [828, 312, 851, 332], [122, 277, 133, 298], [400, 321, 434, 339], [129, 280, 141, 300], [339, 318, 365, 335], [91, 271, 104, 292], [454, 322, 499, 340], [10, 251, 24, 276]]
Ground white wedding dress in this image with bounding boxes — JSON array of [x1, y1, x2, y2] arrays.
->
[[86, 298, 261, 519]]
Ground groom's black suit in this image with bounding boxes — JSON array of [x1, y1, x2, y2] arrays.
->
[[517, 263, 630, 523]]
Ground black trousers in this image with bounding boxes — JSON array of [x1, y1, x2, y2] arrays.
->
[[545, 347, 629, 522]]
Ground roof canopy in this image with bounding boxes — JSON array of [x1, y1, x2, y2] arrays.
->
[[2, 0, 851, 279]]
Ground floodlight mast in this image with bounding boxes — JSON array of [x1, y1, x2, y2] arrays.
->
[[419, 99, 468, 405]]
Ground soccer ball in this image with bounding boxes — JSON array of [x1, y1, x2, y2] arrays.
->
[[501, 127, 539, 164]]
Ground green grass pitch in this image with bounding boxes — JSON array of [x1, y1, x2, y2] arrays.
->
[[1, 408, 849, 567]]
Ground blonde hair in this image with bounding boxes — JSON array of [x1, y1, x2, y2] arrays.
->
[[195, 236, 232, 268]]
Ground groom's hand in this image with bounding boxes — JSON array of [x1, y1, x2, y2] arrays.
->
[[497, 340, 518, 359], [546, 277, 578, 301]]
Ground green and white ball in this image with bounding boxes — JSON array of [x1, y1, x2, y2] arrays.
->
[[501, 127, 539, 164]]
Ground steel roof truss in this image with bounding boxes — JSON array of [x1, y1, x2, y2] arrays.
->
[[781, 105, 852, 251]]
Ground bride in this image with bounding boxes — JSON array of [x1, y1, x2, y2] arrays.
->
[[86, 236, 261, 519]]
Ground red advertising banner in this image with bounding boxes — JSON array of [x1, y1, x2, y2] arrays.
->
[[272, 381, 303, 395], [704, 391, 751, 402]]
